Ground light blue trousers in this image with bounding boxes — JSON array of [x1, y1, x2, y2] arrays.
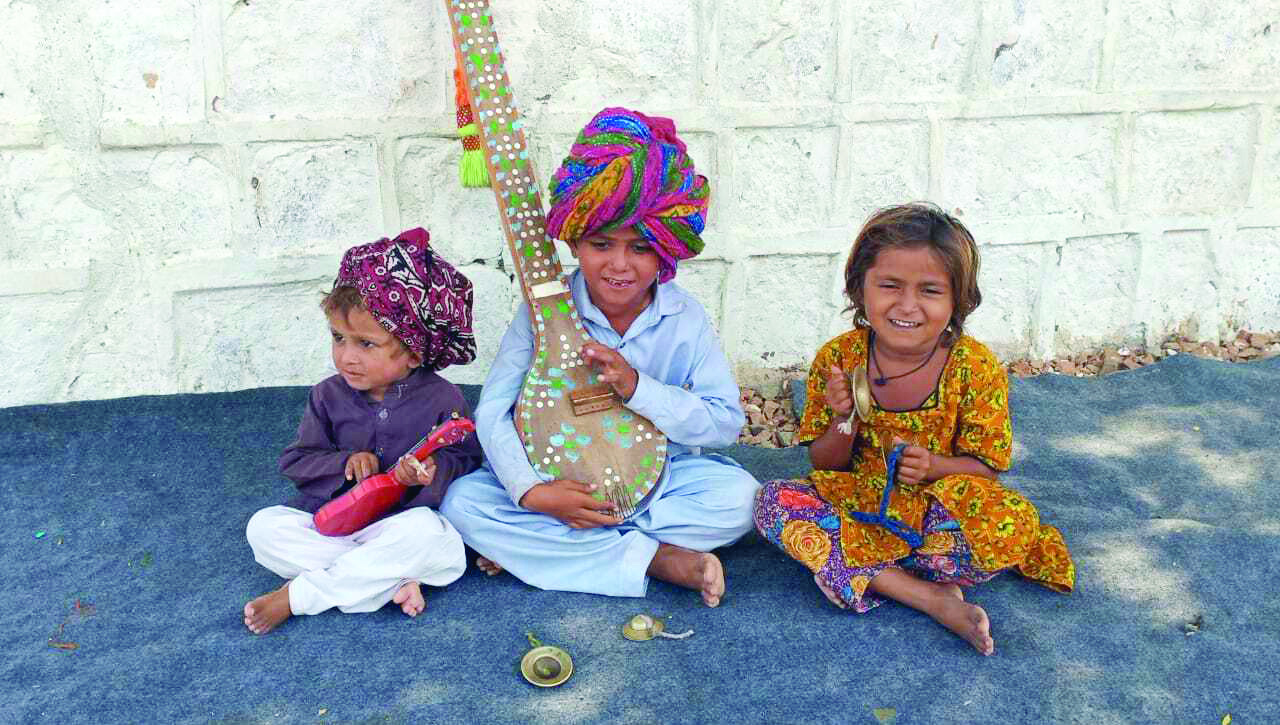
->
[[440, 454, 760, 597]]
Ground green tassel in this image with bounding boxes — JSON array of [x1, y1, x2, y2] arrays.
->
[[459, 149, 488, 188], [457, 122, 488, 188]]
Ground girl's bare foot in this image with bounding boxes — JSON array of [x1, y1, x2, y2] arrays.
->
[[814, 574, 849, 609], [475, 556, 503, 576], [244, 582, 292, 635], [868, 569, 993, 655], [392, 580, 425, 617], [930, 596, 994, 656], [647, 543, 725, 607]]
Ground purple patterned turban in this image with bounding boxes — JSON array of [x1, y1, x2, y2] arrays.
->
[[546, 108, 710, 284], [334, 228, 476, 371]]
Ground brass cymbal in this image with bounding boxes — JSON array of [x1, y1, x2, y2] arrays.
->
[[622, 614, 666, 641], [520, 645, 573, 687], [850, 365, 873, 423]]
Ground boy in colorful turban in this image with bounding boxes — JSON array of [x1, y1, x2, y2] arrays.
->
[[442, 109, 760, 607], [244, 229, 484, 635]]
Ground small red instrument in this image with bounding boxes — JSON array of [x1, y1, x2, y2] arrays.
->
[[312, 417, 476, 536]]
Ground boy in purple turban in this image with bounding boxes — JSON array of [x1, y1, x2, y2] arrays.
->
[[442, 109, 760, 607], [244, 229, 483, 635]]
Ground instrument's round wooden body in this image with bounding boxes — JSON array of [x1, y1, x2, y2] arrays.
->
[[515, 291, 667, 518]]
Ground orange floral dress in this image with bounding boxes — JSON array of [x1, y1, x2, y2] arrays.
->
[[791, 328, 1074, 592]]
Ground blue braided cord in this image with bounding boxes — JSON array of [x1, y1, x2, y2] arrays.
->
[[848, 443, 924, 548]]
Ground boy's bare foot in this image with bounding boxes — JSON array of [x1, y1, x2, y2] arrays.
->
[[930, 595, 994, 656], [392, 580, 425, 617], [647, 543, 725, 607], [475, 556, 503, 576], [814, 573, 848, 609], [244, 582, 293, 635]]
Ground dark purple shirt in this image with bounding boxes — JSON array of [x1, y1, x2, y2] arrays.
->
[[278, 368, 483, 514]]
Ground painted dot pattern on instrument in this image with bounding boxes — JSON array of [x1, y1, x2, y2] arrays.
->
[[451, 0, 668, 515]]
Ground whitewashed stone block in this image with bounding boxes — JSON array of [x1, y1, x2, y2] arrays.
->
[[0, 149, 112, 269], [57, 272, 174, 403], [965, 242, 1045, 359], [245, 141, 383, 254], [1260, 108, 1280, 209], [0, 292, 83, 407], [174, 279, 334, 394], [98, 147, 234, 256], [719, 0, 835, 102], [490, 0, 700, 110], [1220, 227, 1280, 332], [1049, 234, 1142, 350], [842, 121, 929, 225], [0, 2, 43, 125], [671, 259, 728, 332], [731, 126, 839, 239], [396, 136, 507, 265], [90, 0, 204, 125], [731, 255, 838, 368], [1113, 0, 1280, 90], [1139, 230, 1216, 341], [223, 0, 442, 120], [942, 115, 1118, 218], [438, 265, 518, 386], [1130, 110, 1253, 214], [846, 0, 979, 97], [989, 0, 1105, 94]]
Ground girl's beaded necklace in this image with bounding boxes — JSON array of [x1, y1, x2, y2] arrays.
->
[[870, 331, 942, 386]]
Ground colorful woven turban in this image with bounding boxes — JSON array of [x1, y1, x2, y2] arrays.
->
[[333, 228, 476, 372], [546, 108, 710, 284]]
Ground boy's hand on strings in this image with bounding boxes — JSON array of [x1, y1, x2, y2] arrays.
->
[[520, 479, 621, 529], [824, 365, 854, 418], [892, 436, 934, 485], [392, 453, 436, 486], [581, 341, 639, 401], [344, 451, 380, 482]]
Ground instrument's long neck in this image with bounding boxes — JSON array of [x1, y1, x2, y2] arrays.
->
[[447, 0, 568, 304]]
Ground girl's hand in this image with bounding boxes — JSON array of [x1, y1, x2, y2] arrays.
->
[[392, 453, 436, 486], [892, 436, 934, 485], [344, 451, 380, 482], [519, 479, 621, 529], [824, 365, 854, 418], [581, 341, 639, 401]]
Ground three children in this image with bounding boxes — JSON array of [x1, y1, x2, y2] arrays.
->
[[243, 115, 1073, 655]]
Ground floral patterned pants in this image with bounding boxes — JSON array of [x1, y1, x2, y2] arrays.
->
[[754, 479, 1004, 613]]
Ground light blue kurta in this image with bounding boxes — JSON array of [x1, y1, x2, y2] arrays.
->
[[441, 270, 760, 597]]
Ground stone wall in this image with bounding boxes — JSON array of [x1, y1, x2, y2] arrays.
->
[[1, 0, 1278, 407]]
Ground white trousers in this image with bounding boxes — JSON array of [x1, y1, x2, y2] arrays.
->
[[245, 505, 465, 616], [440, 453, 760, 598]]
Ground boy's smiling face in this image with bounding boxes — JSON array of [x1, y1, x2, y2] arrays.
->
[[569, 226, 660, 334], [328, 306, 422, 401]]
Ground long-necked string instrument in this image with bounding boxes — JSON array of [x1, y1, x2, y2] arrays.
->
[[444, 0, 667, 518]]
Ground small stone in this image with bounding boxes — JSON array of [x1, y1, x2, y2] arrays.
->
[[1099, 348, 1122, 375]]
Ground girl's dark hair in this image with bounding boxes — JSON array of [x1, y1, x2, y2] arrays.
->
[[842, 202, 982, 346]]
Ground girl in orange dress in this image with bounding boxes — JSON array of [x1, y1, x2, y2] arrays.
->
[[753, 203, 1074, 655]]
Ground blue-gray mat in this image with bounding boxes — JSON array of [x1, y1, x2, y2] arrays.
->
[[3, 353, 1277, 724]]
